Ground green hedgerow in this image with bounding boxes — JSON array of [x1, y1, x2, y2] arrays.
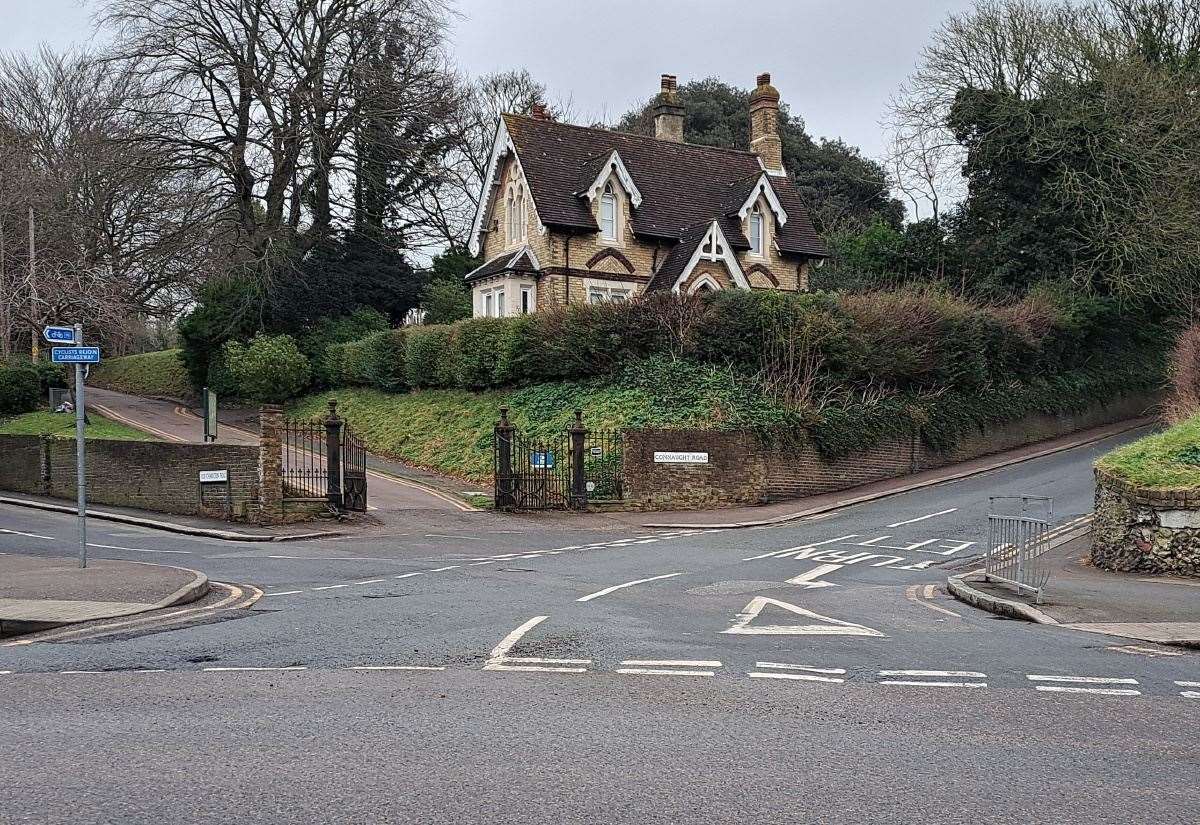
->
[[224, 334, 312, 403]]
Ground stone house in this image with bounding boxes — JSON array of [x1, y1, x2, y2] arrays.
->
[[464, 73, 829, 317]]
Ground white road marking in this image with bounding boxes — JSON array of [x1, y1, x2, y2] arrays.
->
[[879, 670, 986, 678], [203, 666, 308, 672], [0, 671, 11, 675], [755, 662, 846, 674], [425, 534, 482, 541], [743, 535, 858, 561], [1175, 681, 1200, 687], [505, 657, 592, 665], [60, 670, 106, 674], [263, 590, 304, 596], [619, 659, 721, 668], [785, 563, 843, 589], [576, 572, 683, 602], [354, 579, 385, 585], [1181, 691, 1200, 699], [87, 543, 192, 554], [483, 616, 591, 673], [487, 664, 589, 673], [1108, 645, 1184, 657], [616, 668, 716, 677], [722, 596, 885, 637], [311, 584, 350, 591], [748, 671, 844, 683], [394, 572, 424, 579], [486, 616, 547, 660], [1034, 686, 1141, 696], [904, 585, 963, 618], [886, 509, 958, 528], [1027, 675, 1138, 684], [0, 528, 55, 540], [881, 680, 987, 688], [429, 566, 461, 572], [350, 665, 446, 671]]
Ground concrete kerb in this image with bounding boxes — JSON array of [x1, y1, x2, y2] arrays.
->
[[0, 495, 342, 543], [946, 573, 1060, 625], [641, 417, 1154, 530]]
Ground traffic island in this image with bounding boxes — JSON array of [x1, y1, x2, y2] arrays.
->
[[0, 555, 209, 638], [948, 533, 1200, 647]]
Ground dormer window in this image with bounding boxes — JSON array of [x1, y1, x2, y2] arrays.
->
[[600, 183, 617, 241], [749, 207, 764, 256]]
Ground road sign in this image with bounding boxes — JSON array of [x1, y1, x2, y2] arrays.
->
[[199, 469, 229, 483], [43, 325, 77, 343], [531, 450, 555, 469], [51, 346, 101, 363]]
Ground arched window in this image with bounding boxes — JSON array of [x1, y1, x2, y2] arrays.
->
[[749, 206, 764, 256], [517, 188, 527, 241], [600, 183, 617, 241], [505, 187, 516, 245]]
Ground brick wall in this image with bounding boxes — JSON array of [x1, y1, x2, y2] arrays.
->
[[0, 435, 261, 520], [622, 394, 1156, 510]]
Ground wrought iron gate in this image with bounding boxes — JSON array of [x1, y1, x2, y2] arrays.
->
[[984, 496, 1052, 602], [281, 401, 368, 512], [493, 409, 624, 511]]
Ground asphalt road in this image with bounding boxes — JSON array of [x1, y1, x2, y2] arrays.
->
[[2, 427, 1197, 824]]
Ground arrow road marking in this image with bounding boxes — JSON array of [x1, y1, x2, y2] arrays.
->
[[483, 616, 590, 673], [721, 596, 884, 637], [785, 563, 843, 589]]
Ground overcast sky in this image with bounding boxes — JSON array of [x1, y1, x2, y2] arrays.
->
[[2, 0, 976, 163]]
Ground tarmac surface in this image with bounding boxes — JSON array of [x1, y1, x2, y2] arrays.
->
[[1, 423, 1197, 823]]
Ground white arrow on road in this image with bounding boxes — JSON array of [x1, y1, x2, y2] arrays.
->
[[785, 563, 844, 589], [721, 596, 884, 637]]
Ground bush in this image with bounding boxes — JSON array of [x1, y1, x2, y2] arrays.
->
[[223, 334, 312, 403], [0, 360, 41, 415], [404, 325, 454, 389], [88, 349, 190, 399], [454, 318, 510, 389], [302, 307, 390, 385]]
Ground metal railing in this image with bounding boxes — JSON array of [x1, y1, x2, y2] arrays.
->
[[985, 496, 1052, 603]]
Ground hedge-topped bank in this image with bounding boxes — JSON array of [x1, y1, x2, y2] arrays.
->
[[321, 288, 1169, 397], [1096, 415, 1200, 490], [89, 349, 193, 399]]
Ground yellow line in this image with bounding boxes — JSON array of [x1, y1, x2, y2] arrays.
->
[[91, 403, 185, 443]]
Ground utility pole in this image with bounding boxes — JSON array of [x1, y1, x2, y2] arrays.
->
[[73, 322, 87, 568], [28, 205, 37, 360]]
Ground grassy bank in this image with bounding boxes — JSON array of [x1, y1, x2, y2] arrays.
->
[[0, 409, 158, 441], [89, 349, 193, 399], [1097, 415, 1200, 489]]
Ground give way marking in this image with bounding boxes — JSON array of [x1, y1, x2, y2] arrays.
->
[[721, 596, 884, 637]]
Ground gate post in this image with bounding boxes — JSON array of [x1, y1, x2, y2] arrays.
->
[[495, 407, 514, 510], [258, 404, 284, 523], [569, 409, 587, 509], [325, 400, 343, 509]]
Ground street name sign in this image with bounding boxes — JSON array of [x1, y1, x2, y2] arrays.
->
[[43, 326, 77, 343], [51, 347, 101, 363], [653, 451, 709, 464], [199, 469, 229, 483]]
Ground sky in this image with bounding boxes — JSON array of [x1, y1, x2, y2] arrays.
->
[[1, 0, 976, 169]]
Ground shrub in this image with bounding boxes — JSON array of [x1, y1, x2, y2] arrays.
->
[[301, 307, 390, 385], [454, 318, 510, 388], [0, 360, 41, 414], [404, 325, 454, 388], [223, 334, 312, 403]]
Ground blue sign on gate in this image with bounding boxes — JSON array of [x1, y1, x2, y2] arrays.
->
[[531, 451, 555, 469], [51, 347, 101, 364]]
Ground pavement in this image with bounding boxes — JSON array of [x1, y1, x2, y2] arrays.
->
[[0, 554, 208, 636], [950, 533, 1200, 646], [2, 421, 1199, 822]]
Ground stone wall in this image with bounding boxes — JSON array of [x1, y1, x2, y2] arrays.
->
[[1091, 469, 1200, 576], [0, 434, 262, 521], [622, 394, 1156, 511]]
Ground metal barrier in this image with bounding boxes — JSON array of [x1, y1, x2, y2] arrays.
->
[[985, 496, 1052, 603]]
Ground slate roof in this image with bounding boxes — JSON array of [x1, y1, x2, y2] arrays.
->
[[499, 114, 828, 258], [646, 221, 711, 292], [464, 247, 539, 282]]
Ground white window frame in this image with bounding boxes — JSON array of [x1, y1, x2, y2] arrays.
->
[[520, 284, 534, 314], [585, 279, 632, 304], [484, 291, 494, 318], [599, 183, 618, 242], [749, 207, 764, 257]]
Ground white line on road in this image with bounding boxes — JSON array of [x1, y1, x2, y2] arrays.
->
[[1181, 691, 1200, 699], [1034, 686, 1141, 696], [1175, 681, 1200, 687], [616, 668, 716, 677], [755, 662, 847, 674], [619, 659, 721, 668], [886, 508, 958, 528], [785, 563, 843, 588], [429, 565, 461, 572], [88, 543, 192, 554], [742, 535, 858, 561], [881, 680, 988, 688], [203, 666, 308, 672], [263, 590, 304, 597], [576, 572, 683, 602], [483, 616, 590, 673], [504, 656, 593, 665], [311, 584, 350, 591], [879, 670, 986, 678], [0, 528, 55, 540], [1027, 675, 1138, 684], [394, 572, 424, 579], [350, 665, 446, 671], [748, 671, 844, 683], [354, 579, 386, 585]]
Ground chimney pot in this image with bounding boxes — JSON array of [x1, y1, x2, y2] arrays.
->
[[757, 72, 771, 87], [531, 103, 550, 121], [653, 73, 685, 143]]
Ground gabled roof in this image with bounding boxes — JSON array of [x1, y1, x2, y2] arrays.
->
[[647, 220, 749, 293], [463, 246, 540, 283], [575, 150, 643, 208], [492, 113, 827, 258]]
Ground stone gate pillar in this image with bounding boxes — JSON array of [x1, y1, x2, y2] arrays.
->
[[259, 404, 284, 523]]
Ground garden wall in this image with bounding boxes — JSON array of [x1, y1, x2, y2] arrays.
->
[[623, 393, 1156, 511], [1091, 468, 1200, 577]]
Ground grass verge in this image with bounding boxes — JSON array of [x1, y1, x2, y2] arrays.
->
[[89, 349, 193, 399], [0, 409, 159, 441], [1097, 415, 1200, 489]]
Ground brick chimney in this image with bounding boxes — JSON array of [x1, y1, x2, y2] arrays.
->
[[653, 74, 685, 143], [749, 72, 783, 173], [531, 102, 551, 121]]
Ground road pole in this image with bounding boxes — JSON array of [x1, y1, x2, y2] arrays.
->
[[74, 322, 87, 569]]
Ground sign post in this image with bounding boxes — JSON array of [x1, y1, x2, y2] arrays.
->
[[202, 387, 218, 443], [49, 326, 100, 569]]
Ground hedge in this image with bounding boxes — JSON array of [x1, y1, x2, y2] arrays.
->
[[318, 288, 1170, 402], [0, 360, 42, 415]]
